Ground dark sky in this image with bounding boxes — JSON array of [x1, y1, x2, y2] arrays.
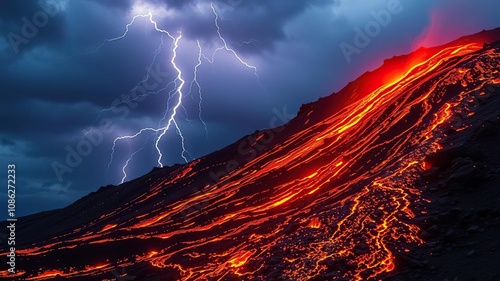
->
[[1, 0, 500, 217]]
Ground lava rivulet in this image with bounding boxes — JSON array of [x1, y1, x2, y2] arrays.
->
[[4, 36, 500, 280]]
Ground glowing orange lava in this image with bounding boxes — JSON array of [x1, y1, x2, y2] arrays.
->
[[8, 36, 500, 280]]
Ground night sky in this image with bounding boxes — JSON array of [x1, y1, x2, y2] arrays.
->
[[1, 0, 500, 217]]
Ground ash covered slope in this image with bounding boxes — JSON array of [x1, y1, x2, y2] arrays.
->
[[2, 29, 500, 280]]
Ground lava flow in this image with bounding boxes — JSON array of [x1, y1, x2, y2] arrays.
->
[[2, 29, 500, 280]]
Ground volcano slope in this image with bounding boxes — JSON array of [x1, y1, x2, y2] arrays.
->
[[2, 29, 500, 280]]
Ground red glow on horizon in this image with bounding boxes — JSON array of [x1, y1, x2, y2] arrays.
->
[[412, 10, 442, 50]]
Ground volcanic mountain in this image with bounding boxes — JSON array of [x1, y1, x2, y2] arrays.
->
[[2, 29, 500, 280]]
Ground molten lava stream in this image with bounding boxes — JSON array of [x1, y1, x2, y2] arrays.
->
[[11, 41, 500, 280]]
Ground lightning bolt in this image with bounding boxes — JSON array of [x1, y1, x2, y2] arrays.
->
[[234, 38, 259, 47], [95, 4, 262, 183], [187, 40, 208, 138], [208, 3, 260, 82], [154, 31, 185, 167], [83, 30, 168, 138], [103, 13, 187, 179], [173, 119, 192, 162], [120, 139, 149, 184], [93, 14, 151, 53]]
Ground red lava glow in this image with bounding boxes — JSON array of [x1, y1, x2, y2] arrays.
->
[[229, 250, 254, 268], [423, 161, 432, 171], [28, 270, 65, 280], [148, 251, 159, 258], [308, 218, 322, 229], [5, 36, 500, 280], [100, 224, 118, 232]]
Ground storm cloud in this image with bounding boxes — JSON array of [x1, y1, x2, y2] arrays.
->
[[1, 0, 500, 217]]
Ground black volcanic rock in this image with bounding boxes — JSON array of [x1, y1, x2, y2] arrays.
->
[[2, 28, 500, 280]]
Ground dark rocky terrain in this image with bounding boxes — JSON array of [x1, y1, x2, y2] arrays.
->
[[389, 87, 500, 281], [1, 29, 500, 280]]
